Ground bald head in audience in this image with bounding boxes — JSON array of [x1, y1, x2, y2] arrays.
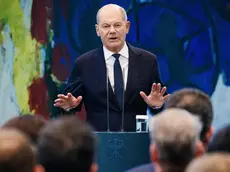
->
[[186, 153, 230, 172], [0, 129, 44, 172], [149, 108, 204, 172]]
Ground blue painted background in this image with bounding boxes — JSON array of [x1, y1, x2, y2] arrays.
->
[[52, 0, 230, 130]]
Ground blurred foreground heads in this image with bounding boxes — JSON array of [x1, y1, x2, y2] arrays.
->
[[0, 128, 44, 172], [186, 153, 230, 172], [37, 116, 98, 172], [149, 108, 204, 172]]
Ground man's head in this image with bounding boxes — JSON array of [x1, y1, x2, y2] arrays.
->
[[95, 4, 130, 53], [0, 129, 44, 172], [37, 116, 97, 172], [2, 115, 47, 145], [186, 153, 230, 172], [165, 88, 213, 146], [150, 108, 204, 172]]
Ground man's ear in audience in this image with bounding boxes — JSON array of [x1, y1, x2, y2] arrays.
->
[[205, 126, 214, 145], [149, 144, 159, 163], [195, 140, 205, 157], [34, 165, 45, 172], [90, 163, 98, 172]]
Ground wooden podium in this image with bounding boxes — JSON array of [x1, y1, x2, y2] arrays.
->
[[95, 132, 150, 172]]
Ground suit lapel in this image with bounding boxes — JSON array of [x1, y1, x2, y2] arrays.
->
[[125, 44, 140, 105]]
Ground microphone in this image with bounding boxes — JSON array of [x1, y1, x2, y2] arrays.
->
[[106, 67, 110, 132], [121, 67, 125, 132]]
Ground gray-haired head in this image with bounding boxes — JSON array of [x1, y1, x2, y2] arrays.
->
[[186, 153, 230, 172], [96, 4, 128, 24], [150, 108, 202, 171]]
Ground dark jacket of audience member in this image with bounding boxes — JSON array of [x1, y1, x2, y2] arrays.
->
[[208, 124, 230, 153]]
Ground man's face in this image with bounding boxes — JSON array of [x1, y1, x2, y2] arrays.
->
[[95, 8, 130, 53]]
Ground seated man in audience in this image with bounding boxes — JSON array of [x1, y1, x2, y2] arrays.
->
[[207, 124, 230, 153], [127, 88, 213, 171], [37, 116, 98, 172], [0, 129, 44, 172], [165, 88, 214, 148], [186, 153, 230, 172], [127, 108, 204, 172]]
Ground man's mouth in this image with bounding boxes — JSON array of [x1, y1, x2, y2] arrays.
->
[[109, 37, 118, 41]]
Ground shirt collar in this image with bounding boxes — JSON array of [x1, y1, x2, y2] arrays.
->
[[103, 42, 129, 60]]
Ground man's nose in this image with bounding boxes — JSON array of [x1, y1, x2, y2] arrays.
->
[[109, 26, 116, 33]]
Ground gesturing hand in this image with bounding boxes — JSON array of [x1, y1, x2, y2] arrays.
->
[[140, 83, 171, 108], [54, 93, 82, 110]]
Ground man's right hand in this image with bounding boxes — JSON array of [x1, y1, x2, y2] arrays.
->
[[54, 93, 82, 110]]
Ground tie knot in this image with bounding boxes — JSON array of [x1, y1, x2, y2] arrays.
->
[[112, 54, 120, 60]]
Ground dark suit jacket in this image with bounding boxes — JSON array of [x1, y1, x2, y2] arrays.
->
[[126, 163, 155, 172], [64, 43, 164, 131]]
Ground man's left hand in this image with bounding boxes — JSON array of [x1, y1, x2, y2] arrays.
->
[[140, 83, 171, 108]]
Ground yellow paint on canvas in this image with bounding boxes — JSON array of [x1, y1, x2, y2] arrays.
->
[[0, 0, 41, 114]]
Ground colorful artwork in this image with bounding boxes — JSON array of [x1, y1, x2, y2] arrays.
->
[[0, 0, 230, 130]]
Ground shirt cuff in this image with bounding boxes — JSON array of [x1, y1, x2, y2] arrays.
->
[[151, 105, 162, 109], [64, 108, 72, 112]]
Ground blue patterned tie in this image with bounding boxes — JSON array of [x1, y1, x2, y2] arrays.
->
[[113, 54, 124, 108]]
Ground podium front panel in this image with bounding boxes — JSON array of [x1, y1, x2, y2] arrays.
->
[[95, 132, 150, 172]]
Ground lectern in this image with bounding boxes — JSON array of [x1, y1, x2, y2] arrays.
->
[[95, 132, 150, 172]]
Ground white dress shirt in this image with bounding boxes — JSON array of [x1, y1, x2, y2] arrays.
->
[[103, 43, 129, 91]]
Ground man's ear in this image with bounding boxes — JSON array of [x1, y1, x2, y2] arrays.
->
[[95, 24, 100, 37], [125, 21, 131, 34], [33, 164, 45, 172], [150, 144, 159, 163], [90, 162, 98, 172], [205, 126, 214, 145], [195, 140, 205, 157]]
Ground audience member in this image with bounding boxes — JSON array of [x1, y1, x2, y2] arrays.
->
[[186, 153, 230, 172], [2, 114, 47, 146], [165, 88, 213, 147], [127, 108, 204, 172], [0, 128, 44, 172], [37, 116, 97, 172]]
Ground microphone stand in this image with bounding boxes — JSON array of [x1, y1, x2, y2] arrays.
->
[[106, 67, 110, 132], [121, 67, 125, 132]]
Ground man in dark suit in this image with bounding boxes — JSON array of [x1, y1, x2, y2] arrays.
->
[[54, 4, 170, 131]]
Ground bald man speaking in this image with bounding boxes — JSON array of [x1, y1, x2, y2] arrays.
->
[[54, 4, 170, 131]]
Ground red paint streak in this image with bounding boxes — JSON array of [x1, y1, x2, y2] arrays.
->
[[31, 0, 53, 44], [52, 43, 72, 81], [28, 77, 50, 119]]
